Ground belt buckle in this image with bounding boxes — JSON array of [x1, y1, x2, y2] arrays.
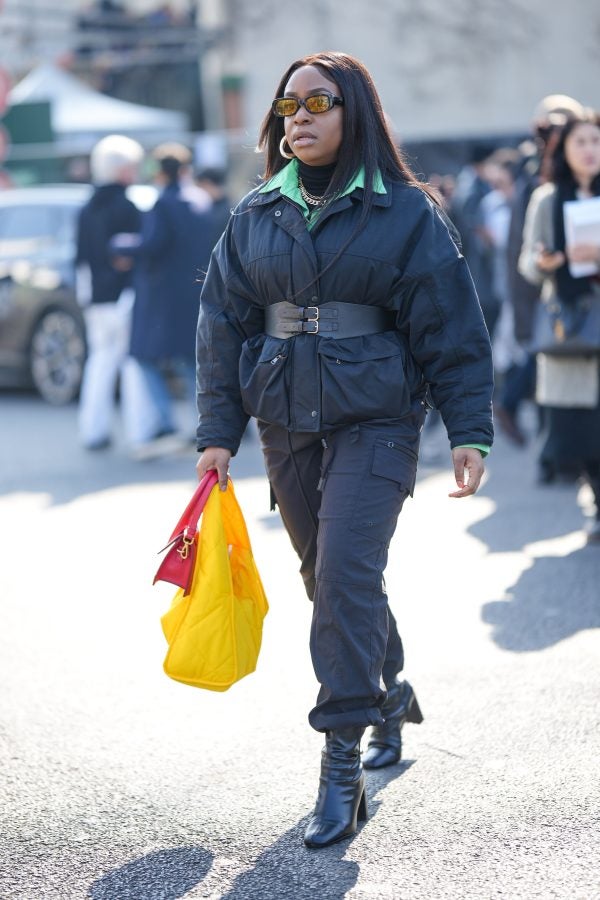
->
[[304, 306, 319, 334]]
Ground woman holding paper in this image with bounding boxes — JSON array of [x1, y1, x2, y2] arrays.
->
[[519, 113, 600, 541]]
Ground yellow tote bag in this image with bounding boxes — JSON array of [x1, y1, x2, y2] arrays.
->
[[160, 479, 268, 691]]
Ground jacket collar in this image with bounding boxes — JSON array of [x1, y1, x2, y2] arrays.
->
[[250, 159, 391, 210]]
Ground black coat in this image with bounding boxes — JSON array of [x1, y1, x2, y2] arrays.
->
[[449, 174, 497, 332], [76, 183, 141, 304], [196, 178, 494, 455], [507, 172, 541, 343], [128, 183, 214, 363]]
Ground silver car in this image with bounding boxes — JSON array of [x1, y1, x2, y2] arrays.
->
[[0, 183, 157, 404]]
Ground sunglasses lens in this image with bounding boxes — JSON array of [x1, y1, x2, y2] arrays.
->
[[305, 94, 332, 114], [274, 98, 299, 117]]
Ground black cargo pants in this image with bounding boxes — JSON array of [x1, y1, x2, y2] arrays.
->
[[258, 404, 425, 732]]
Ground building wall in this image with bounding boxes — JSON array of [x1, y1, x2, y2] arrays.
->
[[211, 0, 600, 142], [0, 1, 200, 80], [0, 0, 77, 76]]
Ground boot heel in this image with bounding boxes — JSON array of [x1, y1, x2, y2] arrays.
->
[[357, 788, 368, 822], [407, 693, 424, 724]]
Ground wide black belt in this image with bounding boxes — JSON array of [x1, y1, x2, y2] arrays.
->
[[264, 301, 396, 339]]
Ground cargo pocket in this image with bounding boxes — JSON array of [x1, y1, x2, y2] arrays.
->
[[318, 334, 412, 428], [350, 439, 417, 544], [239, 334, 290, 427]]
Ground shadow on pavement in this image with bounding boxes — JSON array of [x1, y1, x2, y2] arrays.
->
[[469, 460, 584, 553], [482, 545, 600, 651], [220, 761, 414, 900], [220, 814, 359, 900], [81, 763, 414, 900], [468, 431, 600, 651], [87, 846, 214, 900], [0, 395, 267, 506]]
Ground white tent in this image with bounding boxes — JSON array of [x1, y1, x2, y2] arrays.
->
[[9, 64, 189, 150]]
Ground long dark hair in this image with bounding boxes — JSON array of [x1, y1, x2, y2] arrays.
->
[[548, 113, 600, 192], [259, 51, 434, 190], [547, 113, 600, 302], [256, 51, 439, 293]]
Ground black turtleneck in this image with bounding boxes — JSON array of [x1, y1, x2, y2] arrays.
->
[[297, 159, 337, 198]]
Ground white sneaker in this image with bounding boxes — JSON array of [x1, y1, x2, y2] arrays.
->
[[129, 432, 188, 461], [585, 518, 600, 544]]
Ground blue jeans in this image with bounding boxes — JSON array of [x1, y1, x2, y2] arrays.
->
[[500, 355, 536, 415], [122, 356, 196, 445]]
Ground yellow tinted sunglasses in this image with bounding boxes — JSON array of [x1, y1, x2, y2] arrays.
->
[[272, 92, 344, 117]]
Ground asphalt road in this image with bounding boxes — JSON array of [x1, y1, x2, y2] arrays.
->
[[0, 394, 598, 900]]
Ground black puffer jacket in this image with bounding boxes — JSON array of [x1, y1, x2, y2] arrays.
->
[[76, 183, 141, 304], [196, 179, 494, 454]]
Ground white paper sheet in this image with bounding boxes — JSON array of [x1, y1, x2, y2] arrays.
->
[[563, 196, 600, 278]]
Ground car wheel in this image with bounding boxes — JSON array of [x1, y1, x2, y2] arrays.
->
[[30, 309, 86, 405]]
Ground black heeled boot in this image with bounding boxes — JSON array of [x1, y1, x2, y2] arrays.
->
[[304, 727, 367, 849], [362, 680, 423, 770]]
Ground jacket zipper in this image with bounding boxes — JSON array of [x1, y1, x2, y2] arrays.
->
[[288, 339, 295, 430]]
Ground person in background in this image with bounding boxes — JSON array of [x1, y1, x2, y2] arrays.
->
[[427, 172, 456, 210], [495, 94, 585, 448], [477, 149, 528, 439], [195, 167, 233, 250], [195, 51, 493, 848], [519, 112, 600, 541], [449, 144, 497, 336], [75, 134, 143, 451], [114, 143, 213, 459]]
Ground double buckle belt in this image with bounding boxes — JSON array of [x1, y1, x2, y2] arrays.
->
[[264, 301, 396, 339]]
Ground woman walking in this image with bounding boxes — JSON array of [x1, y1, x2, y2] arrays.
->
[[195, 52, 494, 848], [519, 113, 600, 540]]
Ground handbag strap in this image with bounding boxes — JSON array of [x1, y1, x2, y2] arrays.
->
[[168, 469, 219, 542]]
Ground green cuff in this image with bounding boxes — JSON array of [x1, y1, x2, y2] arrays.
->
[[455, 443, 490, 458]]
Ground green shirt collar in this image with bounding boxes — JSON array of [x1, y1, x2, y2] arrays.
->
[[259, 158, 386, 216]]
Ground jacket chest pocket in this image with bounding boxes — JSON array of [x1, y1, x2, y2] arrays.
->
[[239, 334, 290, 426], [317, 335, 412, 428]]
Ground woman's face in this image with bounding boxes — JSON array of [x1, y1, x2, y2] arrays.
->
[[282, 65, 344, 167], [564, 122, 600, 183]]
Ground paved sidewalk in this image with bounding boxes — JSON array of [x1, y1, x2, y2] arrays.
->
[[0, 396, 598, 899]]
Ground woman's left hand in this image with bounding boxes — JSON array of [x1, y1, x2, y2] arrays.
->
[[448, 447, 485, 498]]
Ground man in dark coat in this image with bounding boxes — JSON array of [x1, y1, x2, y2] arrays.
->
[[76, 134, 143, 450], [195, 167, 233, 252], [114, 144, 214, 458], [449, 144, 497, 336]]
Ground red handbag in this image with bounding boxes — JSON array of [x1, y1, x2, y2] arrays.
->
[[153, 470, 219, 595]]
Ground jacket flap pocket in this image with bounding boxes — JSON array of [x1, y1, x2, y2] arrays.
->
[[371, 442, 417, 496], [317, 333, 401, 363]]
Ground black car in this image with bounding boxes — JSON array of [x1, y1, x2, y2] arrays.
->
[[0, 183, 157, 404]]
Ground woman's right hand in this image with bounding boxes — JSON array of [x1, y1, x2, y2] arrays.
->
[[535, 243, 565, 273], [196, 447, 232, 491]]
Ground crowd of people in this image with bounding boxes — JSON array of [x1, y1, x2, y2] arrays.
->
[[75, 134, 230, 460], [428, 95, 600, 542]]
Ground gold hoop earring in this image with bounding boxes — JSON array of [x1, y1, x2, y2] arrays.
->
[[279, 135, 295, 160]]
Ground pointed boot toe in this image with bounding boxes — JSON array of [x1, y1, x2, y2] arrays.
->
[[362, 737, 401, 770], [363, 680, 423, 770]]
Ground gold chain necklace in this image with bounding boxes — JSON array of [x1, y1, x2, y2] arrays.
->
[[298, 176, 330, 207]]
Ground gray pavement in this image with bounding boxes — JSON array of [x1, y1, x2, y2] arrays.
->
[[0, 394, 598, 900]]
